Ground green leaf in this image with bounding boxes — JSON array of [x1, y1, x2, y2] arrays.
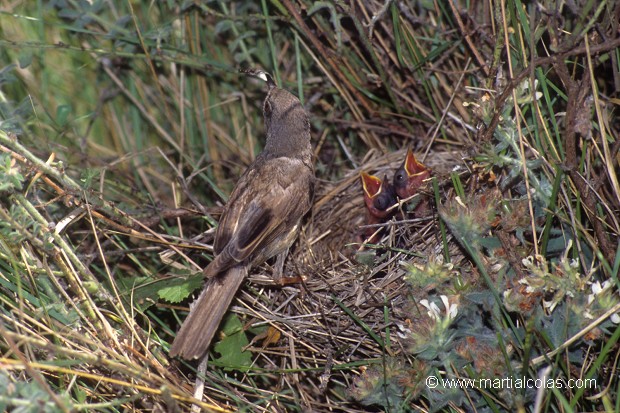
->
[[212, 313, 252, 370], [114, 271, 202, 310], [18, 51, 33, 69], [0, 64, 17, 85], [214, 19, 233, 35], [157, 275, 203, 303], [56, 104, 72, 126]]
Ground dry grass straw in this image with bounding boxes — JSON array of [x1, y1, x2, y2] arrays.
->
[[1, 0, 619, 411]]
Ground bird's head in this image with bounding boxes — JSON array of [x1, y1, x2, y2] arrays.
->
[[361, 172, 396, 218], [393, 148, 431, 198]]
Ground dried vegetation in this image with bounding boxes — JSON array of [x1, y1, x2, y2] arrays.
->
[[0, 1, 619, 412]]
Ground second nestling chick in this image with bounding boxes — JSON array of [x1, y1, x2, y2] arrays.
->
[[393, 148, 432, 215], [360, 172, 397, 243]]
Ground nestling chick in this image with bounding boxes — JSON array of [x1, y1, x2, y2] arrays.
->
[[360, 172, 397, 242], [393, 148, 431, 199]]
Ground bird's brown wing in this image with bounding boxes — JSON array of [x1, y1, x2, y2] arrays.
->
[[205, 156, 312, 277]]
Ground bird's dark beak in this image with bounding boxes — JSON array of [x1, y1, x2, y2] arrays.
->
[[360, 172, 383, 198], [404, 148, 429, 177]]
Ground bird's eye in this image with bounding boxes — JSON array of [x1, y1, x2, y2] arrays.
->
[[395, 172, 405, 183]]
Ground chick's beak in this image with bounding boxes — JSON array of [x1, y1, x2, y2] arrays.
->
[[404, 148, 429, 177], [360, 172, 383, 198]]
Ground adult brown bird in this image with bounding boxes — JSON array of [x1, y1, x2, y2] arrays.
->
[[393, 148, 431, 200], [360, 172, 397, 242], [169, 70, 315, 360]]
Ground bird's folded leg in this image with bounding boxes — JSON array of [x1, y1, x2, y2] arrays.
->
[[272, 249, 303, 285]]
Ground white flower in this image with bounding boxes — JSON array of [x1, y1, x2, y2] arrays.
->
[[419, 296, 458, 321], [589, 280, 614, 304], [591, 281, 603, 295], [587, 280, 620, 323], [419, 299, 439, 320], [396, 322, 412, 339], [440, 295, 459, 320]]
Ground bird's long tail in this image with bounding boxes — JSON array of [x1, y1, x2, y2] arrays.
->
[[169, 266, 247, 360]]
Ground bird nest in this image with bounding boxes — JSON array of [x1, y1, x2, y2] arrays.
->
[[202, 147, 471, 409]]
